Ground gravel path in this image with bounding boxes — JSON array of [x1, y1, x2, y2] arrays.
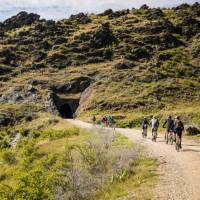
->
[[68, 119, 200, 200]]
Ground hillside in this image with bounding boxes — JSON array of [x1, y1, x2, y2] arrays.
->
[[0, 3, 200, 127]]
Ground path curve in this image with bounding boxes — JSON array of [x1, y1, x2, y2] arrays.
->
[[67, 119, 200, 200]]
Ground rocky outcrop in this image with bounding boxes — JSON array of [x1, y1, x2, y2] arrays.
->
[[3, 11, 40, 30], [52, 76, 92, 94], [0, 110, 35, 127], [90, 23, 118, 48], [0, 85, 38, 104], [108, 9, 129, 19], [45, 92, 60, 115], [0, 48, 16, 65], [146, 8, 164, 20], [115, 60, 135, 69], [70, 13, 91, 24], [140, 4, 149, 10], [176, 16, 200, 39]]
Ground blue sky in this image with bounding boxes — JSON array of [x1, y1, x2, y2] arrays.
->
[[0, 0, 199, 21]]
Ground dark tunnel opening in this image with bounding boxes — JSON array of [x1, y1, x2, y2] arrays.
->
[[59, 104, 73, 119]]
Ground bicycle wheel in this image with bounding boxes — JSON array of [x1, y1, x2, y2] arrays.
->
[[165, 133, 168, 144], [176, 137, 180, 152], [170, 133, 173, 145]]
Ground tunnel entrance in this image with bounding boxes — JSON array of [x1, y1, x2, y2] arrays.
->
[[59, 104, 73, 119]]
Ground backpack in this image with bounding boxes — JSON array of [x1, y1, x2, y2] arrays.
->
[[152, 118, 159, 128], [175, 120, 183, 132]]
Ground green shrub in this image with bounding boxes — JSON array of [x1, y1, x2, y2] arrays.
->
[[41, 127, 79, 140], [2, 150, 16, 165], [20, 129, 31, 137], [0, 139, 10, 149], [0, 155, 58, 200], [0, 173, 7, 182]]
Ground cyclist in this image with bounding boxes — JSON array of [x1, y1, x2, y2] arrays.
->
[[92, 115, 96, 125], [108, 115, 113, 127], [163, 115, 174, 144], [104, 116, 108, 127], [174, 116, 184, 149], [151, 116, 159, 140], [142, 117, 149, 137]]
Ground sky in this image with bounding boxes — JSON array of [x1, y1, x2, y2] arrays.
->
[[0, 0, 199, 21]]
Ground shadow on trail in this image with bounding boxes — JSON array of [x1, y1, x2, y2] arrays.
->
[[181, 149, 200, 153], [183, 144, 200, 147]]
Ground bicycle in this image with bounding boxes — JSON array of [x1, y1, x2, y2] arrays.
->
[[165, 132, 169, 144], [175, 134, 181, 152], [142, 128, 147, 138], [169, 131, 174, 145], [152, 128, 157, 142]]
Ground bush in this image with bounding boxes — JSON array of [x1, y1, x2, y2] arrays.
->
[[2, 150, 16, 165], [20, 129, 31, 137], [57, 132, 139, 199], [0, 155, 58, 200], [42, 127, 79, 140]]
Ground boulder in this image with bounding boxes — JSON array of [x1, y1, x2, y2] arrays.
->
[[115, 60, 135, 69], [185, 125, 200, 136]]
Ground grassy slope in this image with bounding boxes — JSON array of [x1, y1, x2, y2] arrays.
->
[[1, 7, 200, 127]]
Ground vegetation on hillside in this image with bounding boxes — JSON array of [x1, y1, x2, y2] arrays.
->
[[0, 3, 200, 129]]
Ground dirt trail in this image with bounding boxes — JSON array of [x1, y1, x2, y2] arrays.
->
[[67, 119, 200, 200]]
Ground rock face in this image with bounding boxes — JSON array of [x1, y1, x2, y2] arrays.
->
[[3, 11, 40, 30], [52, 77, 92, 94], [45, 92, 60, 115], [0, 85, 38, 104], [0, 110, 35, 127]]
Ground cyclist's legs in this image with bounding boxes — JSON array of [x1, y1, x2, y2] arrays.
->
[[176, 132, 182, 148], [174, 132, 177, 142], [179, 132, 182, 148], [165, 129, 169, 141]]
